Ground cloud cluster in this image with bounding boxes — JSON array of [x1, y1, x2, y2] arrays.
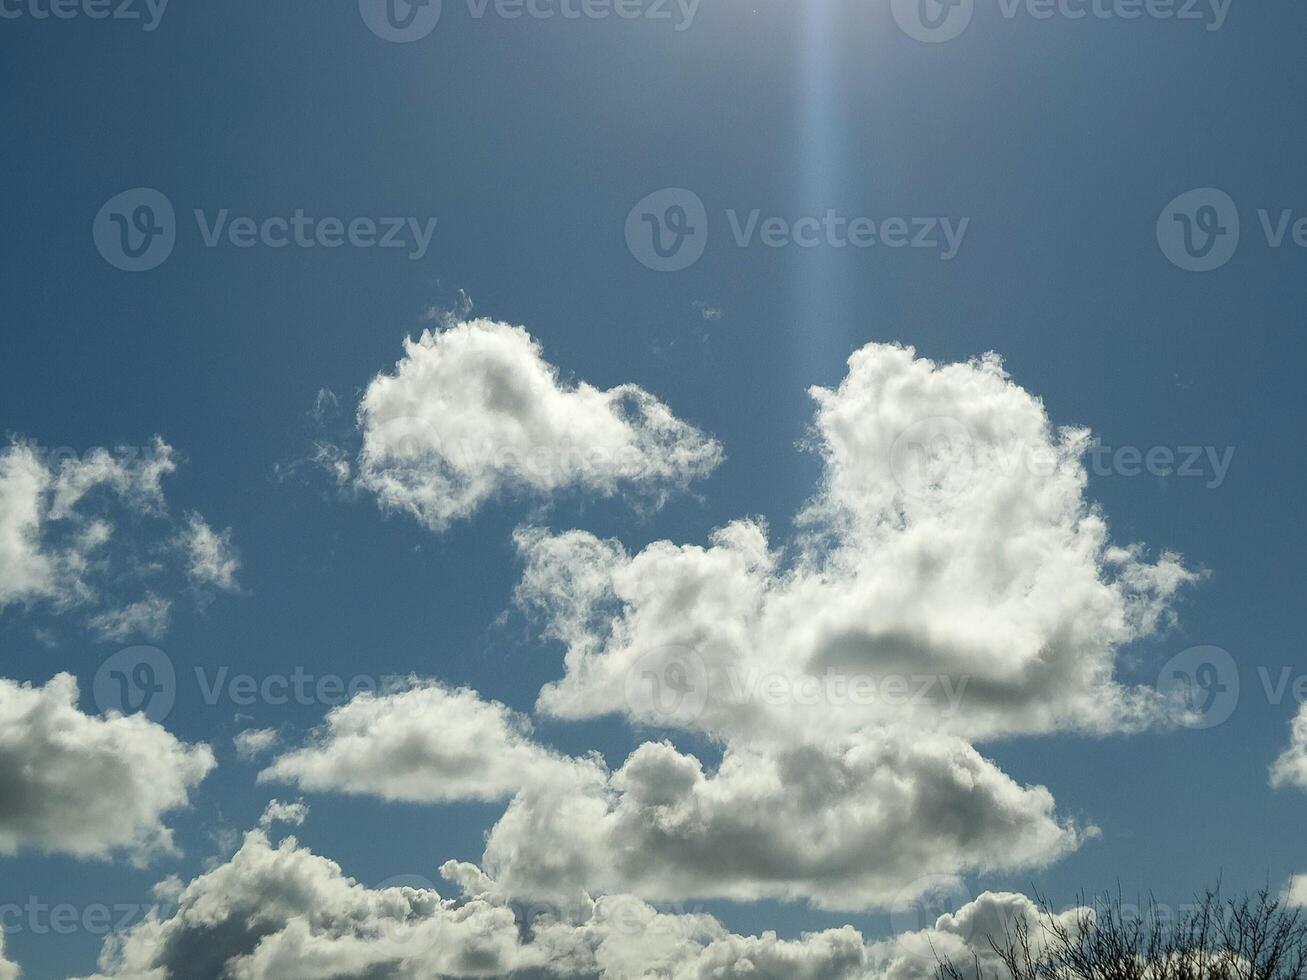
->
[[498, 343, 1189, 908], [353, 320, 722, 530], [7, 335, 1195, 980], [252, 341, 1192, 920], [0, 437, 241, 639], [256, 680, 1082, 911], [0, 673, 214, 862], [515, 343, 1194, 744], [83, 821, 1083, 980]]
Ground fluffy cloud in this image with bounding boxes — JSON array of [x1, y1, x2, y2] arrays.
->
[[251, 343, 1195, 914], [354, 320, 722, 531], [259, 680, 583, 803], [83, 820, 1080, 980], [233, 728, 281, 760], [515, 343, 1195, 744], [80, 827, 531, 980], [0, 673, 214, 862], [0, 439, 169, 610], [0, 441, 65, 606], [180, 513, 241, 592], [481, 732, 1086, 912], [1270, 703, 1307, 791], [0, 437, 240, 637], [61, 339, 1195, 969], [257, 799, 308, 829]]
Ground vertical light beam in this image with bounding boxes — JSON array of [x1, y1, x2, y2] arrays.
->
[[795, 0, 846, 381]]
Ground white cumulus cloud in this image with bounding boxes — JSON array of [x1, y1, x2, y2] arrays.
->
[[354, 319, 722, 531], [0, 673, 214, 862], [480, 731, 1087, 912], [259, 680, 585, 803]]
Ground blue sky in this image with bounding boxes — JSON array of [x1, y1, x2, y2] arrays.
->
[[1, 2, 1306, 978]]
